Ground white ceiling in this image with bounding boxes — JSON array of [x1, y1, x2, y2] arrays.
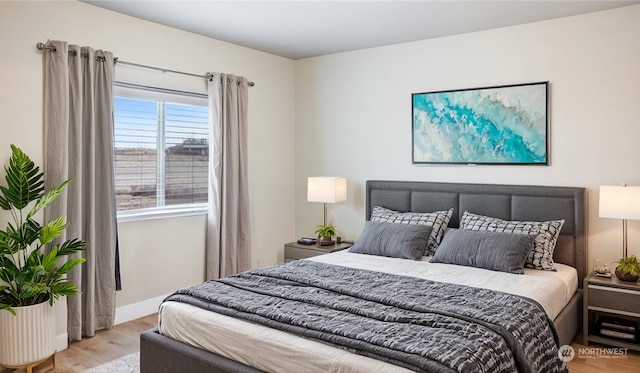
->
[[84, 0, 639, 60]]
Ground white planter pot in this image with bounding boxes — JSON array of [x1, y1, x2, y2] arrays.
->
[[0, 301, 56, 367]]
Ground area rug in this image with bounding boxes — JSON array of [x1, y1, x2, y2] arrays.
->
[[84, 352, 139, 373]]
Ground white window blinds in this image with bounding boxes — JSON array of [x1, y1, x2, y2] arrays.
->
[[113, 83, 209, 215]]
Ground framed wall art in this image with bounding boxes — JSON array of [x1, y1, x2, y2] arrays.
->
[[412, 81, 548, 165]]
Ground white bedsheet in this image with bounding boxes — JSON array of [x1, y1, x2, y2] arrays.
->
[[310, 251, 577, 320], [159, 251, 577, 373]]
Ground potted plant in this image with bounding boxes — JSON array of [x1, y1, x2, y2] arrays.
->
[[315, 223, 337, 245], [0, 145, 86, 368], [614, 255, 640, 282]]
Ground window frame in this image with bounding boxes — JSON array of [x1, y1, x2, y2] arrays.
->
[[113, 82, 209, 222]]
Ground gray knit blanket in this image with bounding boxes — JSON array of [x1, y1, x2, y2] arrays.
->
[[164, 260, 568, 373]]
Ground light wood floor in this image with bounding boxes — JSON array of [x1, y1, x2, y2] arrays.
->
[[2, 314, 639, 372], [567, 340, 640, 373]]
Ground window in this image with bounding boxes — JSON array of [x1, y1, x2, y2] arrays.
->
[[113, 83, 209, 219]]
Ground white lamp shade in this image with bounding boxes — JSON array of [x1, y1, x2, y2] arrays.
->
[[599, 185, 640, 220], [307, 177, 347, 203]]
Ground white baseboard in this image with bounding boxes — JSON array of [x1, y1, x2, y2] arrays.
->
[[114, 293, 169, 325], [54, 295, 166, 351], [56, 332, 68, 352]]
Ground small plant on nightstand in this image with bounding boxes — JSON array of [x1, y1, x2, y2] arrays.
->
[[315, 224, 337, 241], [614, 255, 640, 282]]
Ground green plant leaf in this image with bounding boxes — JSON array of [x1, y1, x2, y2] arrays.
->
[[0, 260, 19, 279], [19, 281, 47, 300], [23, 219, 41, 247], [0, 269, 12, 285], [55, 258, 86, 276], [40, 246, 59, 272], [39, 217, 69, 245], [0, 303, 16, 316], [0, 188, 11, 211], [3, 145, 45, 210], [50, 282, 81, 297], [28, 179, 71, 220], [56, 238, 87, 257]]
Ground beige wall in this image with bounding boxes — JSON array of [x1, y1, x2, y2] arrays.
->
[[0, 0, 296, 342], [295, 5, 640, 270]]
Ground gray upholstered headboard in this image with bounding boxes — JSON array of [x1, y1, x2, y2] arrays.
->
[[366, 180, 587, 288]]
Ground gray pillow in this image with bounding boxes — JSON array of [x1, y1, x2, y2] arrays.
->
[[370, 206, 453, 256], [349, 221, 433, 260], [430, 228, 535, 274]]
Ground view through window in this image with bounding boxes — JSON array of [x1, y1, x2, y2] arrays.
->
[[113, 83, 209, 214]]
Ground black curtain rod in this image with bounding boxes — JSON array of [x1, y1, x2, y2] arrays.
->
[[36, 42, 255, 86]]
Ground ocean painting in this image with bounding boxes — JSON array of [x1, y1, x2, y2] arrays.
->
[[412, 82, 548, 165]]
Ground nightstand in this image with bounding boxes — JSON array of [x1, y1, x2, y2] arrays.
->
[[583, 272, 640, 351], [284, 241, 352, 262]]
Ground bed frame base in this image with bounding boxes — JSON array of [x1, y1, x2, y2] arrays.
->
[[554, 289, 582, 347], [140, 328, 264, 373]]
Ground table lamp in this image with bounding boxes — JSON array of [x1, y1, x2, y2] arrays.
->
[[307, 177, 347, 227], [599, 184, 640, 259]]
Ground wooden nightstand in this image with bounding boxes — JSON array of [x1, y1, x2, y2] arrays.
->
[[583, 272, 640, 351], [284, 241, 352, 262]]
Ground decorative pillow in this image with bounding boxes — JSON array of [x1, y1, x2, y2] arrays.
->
[[459, 211, 564, 271], [430, 229, 536, 274], [349, 221, 433, 260], [370, 206, 453, 256]]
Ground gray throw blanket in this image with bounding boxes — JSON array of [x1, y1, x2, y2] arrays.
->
[[164, 260, 568, 373]]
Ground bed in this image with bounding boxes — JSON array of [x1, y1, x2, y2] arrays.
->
[[140, 180, 586, 373]]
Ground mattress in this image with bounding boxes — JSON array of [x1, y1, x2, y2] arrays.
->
[[159, 251, 577, 373]]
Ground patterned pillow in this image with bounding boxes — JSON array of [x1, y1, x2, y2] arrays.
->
[[370, 206, 454, 256], [459, 211, 564, 271]]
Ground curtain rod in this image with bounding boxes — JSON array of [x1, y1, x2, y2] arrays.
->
[[36, 42, 255, 86]]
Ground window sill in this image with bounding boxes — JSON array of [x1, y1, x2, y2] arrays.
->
[[117, 204, 207, 223]]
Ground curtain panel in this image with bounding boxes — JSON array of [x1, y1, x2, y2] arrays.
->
[[43, 40, 118, 340], [206, 73, 251, 279]]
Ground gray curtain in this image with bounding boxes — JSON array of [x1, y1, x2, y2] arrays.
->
[[43, 40, 117, 340], [206, 73, 251, 279]]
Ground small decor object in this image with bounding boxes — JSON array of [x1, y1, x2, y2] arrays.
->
[[315, 223, 337, 245], [594, 258, 611, 277], [296, 237, 317, 245], [0, 145, 87, 369], [412, 81, 548, 165], [614, 255, 640, 282]]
